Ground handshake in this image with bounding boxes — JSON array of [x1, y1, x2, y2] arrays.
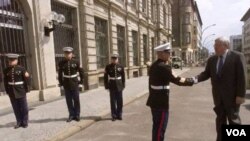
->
[[182, 77, 198, 86]]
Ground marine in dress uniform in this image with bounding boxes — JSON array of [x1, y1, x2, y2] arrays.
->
[[146, 43, 194, 141], [3, 53, 30, 129], [104, 54, 125, 121], [58, 47, 84, 122]]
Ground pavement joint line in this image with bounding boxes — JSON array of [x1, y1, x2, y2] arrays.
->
[[47, 69, 189, 141]]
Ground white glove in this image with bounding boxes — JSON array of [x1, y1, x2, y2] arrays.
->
[[192, 77, 198, 84], [79, 84, 83, 91]]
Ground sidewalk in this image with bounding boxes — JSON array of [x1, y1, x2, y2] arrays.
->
[[0, 68, 189, 141]]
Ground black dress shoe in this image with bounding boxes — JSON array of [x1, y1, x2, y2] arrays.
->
[[14, 123, 21, 129], [117, 117, 122, 120], [66, 116, 74, 122], [75, 116, 80, 122], [22, 124, 28, 128], [111, 117, 116, 121]]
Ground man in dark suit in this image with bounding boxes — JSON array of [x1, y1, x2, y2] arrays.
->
[[192, 37, 246, 141], [147, 42, 194, 141], [3, 53, 30, 129], [58, 47, 84, 122], [104, 54, 125, 121]]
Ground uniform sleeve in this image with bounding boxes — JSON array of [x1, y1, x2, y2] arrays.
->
[[77, 61, 84, 84], [236, 53, 246, 97], [197, 57, 211, 82], [121, 66, 125, 88], [58, 61, 63, 86], [161, 65, 192, 86], [104, 65, 109, 89], [22, 67, 30, 93]]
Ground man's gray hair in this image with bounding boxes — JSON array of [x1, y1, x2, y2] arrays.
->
[[215, 36, 230, 48]]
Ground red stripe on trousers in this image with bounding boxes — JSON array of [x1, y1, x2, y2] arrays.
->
[[157, 111, 165, 141]]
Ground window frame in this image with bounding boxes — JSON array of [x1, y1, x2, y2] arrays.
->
[[94, 17, 109, 69]]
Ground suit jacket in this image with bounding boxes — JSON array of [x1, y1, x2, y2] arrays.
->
[[146, 59, 193, 110], [197, 50, 246, 108], [104, 63, 125, 92]]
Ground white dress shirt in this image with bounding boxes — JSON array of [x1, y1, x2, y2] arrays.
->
[[216, 49, 228, 74]]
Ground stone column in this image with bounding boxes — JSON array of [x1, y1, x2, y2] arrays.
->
[[33, 0, 60, 100]]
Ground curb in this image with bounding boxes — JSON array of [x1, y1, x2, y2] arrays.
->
[[47, 68, 190, 141]]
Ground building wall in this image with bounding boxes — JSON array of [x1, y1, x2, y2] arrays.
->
[[172, 0, 202, 66], [193, 9, 202, 63], [0, 0, 173, 100], [242, 16, 250, 88], [229, 35, 242, 52]]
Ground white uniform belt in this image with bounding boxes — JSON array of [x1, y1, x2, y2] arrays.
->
[[151, 85, 170, 90], [63, 74, 78, 78], [109, 77, 122, 80], [8, 81, 24, 85]]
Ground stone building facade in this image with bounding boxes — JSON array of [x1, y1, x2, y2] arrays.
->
[[229, 35, 242, 52], [172, 0, 202, 66], [0, 0, 173, 101], [241, 8, 250, 88]]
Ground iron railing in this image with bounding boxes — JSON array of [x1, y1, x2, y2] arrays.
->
[[52, 1, 78, 70], [0, 0, 28, 92]]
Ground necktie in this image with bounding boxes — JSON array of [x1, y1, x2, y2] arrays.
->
[[217, 56, 223, 77]]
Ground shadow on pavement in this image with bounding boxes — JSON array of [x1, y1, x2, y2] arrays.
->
[[0, 116, 112, 128], [243, 104, 250, 111], [81, 116, 112, 121], [245, 93, 250, 99], [0, 122, 16, 128]]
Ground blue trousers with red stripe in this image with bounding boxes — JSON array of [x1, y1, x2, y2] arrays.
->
[[151, 109, 169, 141]]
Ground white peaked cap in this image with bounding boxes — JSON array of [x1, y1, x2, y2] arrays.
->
[[6, 53, 19, 59], [63, 47, 73, 52], [154, 42, 172, 52]]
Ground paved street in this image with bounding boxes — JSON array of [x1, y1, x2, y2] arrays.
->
[[0, 68, 189, 141], [65, 67, 250, 141]]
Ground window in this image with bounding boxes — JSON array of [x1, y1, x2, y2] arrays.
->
[[168, 5, 172, 30], [143, 34, 148, 64], [117, 25, 126, 67], [151, 37, 155, 60], [142, 0, 147, 13], [183, 32, 191, 44], [183, 13, 190, 24], [181, 0, 190, 6], [132, 31, 139, 66], [151, 0, 155, 21], [163, 6, 167, 27], [95, 17, 108, 69], [129, 0, 136, 10], [116, 0, 124, 4], [194, 27, 197, 34], [52, 1, 78, 71]]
